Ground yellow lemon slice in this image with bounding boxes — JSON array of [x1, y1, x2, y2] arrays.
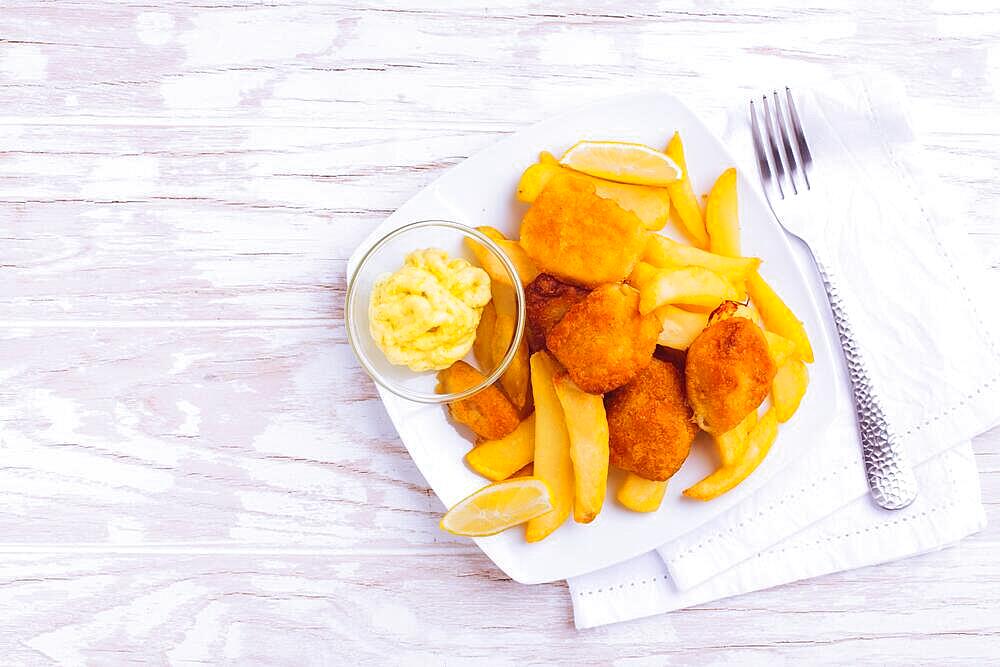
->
[[560, 140, 682, 186], [439, 477, 553, 537]]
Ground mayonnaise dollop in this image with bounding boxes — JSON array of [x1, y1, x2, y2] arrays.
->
[[369, 248, 491, 372]]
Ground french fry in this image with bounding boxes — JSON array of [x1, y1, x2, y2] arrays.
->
[[465, 414, 535, 482], [627, 260, 660, 290], [772, 359, 809, 422], [714, 409, 757, 466], [496, 239, 540, 286], [517, 162, 563, 203], [553, 373, 609, 523], [707, 300, 761, 327], [539, 150, 559, 165], [511, 462, 535, 478], [525, 351, 574, 542], [492, 312, 532, 415], [474, 300, 497, 372], [638, 266, 739, 315], [643, 233, 760, 283], [763, 329, 797, 367], [684, 408, 778, 501], [747, 272, 815, 363], [617, 474, 667, 512], [706, 167, 740, 257], [654, 304, 709, 350], [664, 133, 710, 248]]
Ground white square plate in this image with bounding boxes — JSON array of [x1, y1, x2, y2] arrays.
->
[[348, 93, 839, 584]]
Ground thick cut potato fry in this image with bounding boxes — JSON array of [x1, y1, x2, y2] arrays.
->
[[492, 312, 532, 415], [747, 272, 815, 363], [664, 133, 709, 248], [539, 150, 559, 165], [496, 240, 540, 286], [706, 168, 740, 257], [684, 408, 778, 501], [517, 162, 563, 203], [764, 329, 797, 367], [525, 351, 574, 542], [638, 266, 739, 315], [643, 233, 760, 283], [553, 373, 609, 523], [617, 474, 667, 512], [473, 300, 497, 372], [654, 305, 709, 350], [772, 359, 809, 422], [465, 414, 535, 482], [511, 462, 535, 478], [707, 300, 761, 327], [714, 409, 757, 466], [627, 260, 660, 290]]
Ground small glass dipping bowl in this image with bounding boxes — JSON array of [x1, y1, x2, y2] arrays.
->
[[345, 220, 526, 403]]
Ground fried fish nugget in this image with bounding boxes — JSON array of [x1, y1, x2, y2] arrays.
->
[[437, 361, 521, 440], [685, 317, 776, 434], [605, 357, 697, 481], [546, 283, 660, 394], [520, 173, 647, 287], [524, 273, 590, 353]]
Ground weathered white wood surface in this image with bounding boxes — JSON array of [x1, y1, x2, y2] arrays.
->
[[2, 1, 999, 663]]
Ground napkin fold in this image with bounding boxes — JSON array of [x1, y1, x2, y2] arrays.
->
[[567, 74, 1000, 628]]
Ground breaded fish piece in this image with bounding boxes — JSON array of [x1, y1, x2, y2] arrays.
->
[[437, 361, 521, 440], [524, 273, 590, 353], [546, 283, 660, 394], [605, 357, 697, 481], [685, 317, 776, 434], [520, 173, 647, 287]]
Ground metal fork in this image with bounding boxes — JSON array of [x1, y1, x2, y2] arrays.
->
[[749, 88, 918, 510]]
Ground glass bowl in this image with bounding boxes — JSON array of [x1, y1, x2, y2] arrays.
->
[[345, 220, 526, 403]]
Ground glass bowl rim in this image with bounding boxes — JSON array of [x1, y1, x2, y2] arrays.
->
[[345, 219, 527, 404]]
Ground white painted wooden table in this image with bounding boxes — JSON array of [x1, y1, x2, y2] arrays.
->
[[2, 2, 999, 663]]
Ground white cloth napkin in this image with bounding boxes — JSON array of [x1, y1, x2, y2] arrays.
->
[[567, 74, 1000, 629]]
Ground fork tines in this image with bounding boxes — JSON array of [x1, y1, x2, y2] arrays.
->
[[750, 88, 812, 201]]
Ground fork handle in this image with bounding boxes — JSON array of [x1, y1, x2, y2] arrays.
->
[[815, 256, 918, 510]]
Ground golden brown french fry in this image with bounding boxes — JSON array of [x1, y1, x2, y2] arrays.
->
[[638, 266, 739, 315], [665, 133, 710, 248], [511, 462, 535, 478], [763, 329, 797, 368], [553, 373, 609, 523], [465, 414, 535, 482], [539, 150, 559, 165], [643, 233, 760, 283], [654, 304, 709, 350], [706, 167, 740, 257], [772, 359, 809, 422], [707, 300, 761, 327], [525, 351, 574, 542], [474, 300, 497, 372], [495, 240, 540, 286], [617, 474, 667, 512], [747, 272, 815, 363], [627, 260, 660, 290], [684, 408, 778, 501], [516, 162, 563, 203], [714, 409, 757, 466], [491, 312, 531, 415]]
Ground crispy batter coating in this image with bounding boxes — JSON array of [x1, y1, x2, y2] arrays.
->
[[685, 317, 776, 434], [546, 283, 660, 394], [520, 173, 647, 287], [605, 357, 697, 481], [524, 273, 590, 353], [437, 361, 520, 440]]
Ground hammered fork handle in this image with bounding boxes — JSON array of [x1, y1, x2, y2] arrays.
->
[[816, 256, 918, 509]]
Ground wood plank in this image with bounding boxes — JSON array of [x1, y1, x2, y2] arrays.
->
[[0, 539, 997, 664]]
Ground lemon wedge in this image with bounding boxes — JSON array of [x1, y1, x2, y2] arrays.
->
[[439, 477, 553, 537], [560, 140, 682, 186]]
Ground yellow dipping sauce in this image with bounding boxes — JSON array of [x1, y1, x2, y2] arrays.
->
[[369, 248, 491, 372]]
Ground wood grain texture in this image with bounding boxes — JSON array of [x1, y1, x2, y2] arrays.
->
[[2, 0, 1000, 662]]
